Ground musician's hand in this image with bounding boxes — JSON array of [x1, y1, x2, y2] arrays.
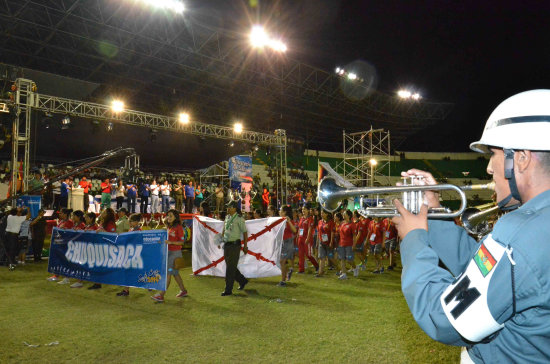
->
[[392, 199, 428, 240], [399, 169, 441, 208]]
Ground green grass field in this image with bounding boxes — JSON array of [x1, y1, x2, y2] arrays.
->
[[1, 257, 459, 363]]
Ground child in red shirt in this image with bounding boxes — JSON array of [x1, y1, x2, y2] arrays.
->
[[117, 214, 143, 297], [381, 217, 399, 271], [71, 210, 86, 231], [337, 210, 357, 279], [88, 208, 117, 290], [151, 209, 188, 303], [278, 205, 297, 286], [369, 218, 384, 273], [68, 210, 89, 288], [297, 206, 319, 273], [316, 210, 334, 276], [84, 212, 99, 231], [48, 208, 73, 283]]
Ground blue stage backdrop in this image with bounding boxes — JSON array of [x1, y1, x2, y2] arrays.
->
[[16, 195, 42, 218], [48, 228, 168, 290]]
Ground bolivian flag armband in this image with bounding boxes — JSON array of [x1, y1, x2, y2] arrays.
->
[[440, 234, 506, 342]]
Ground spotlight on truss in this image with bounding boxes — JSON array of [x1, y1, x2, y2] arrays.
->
[[412, 92, 422, 100], [179, 112, 190, 124], [347, 72, 357, 81], [234, 122, 243, 134], [111, 100, 124, 113], [41, 112, 53, 129], [90, 120, 100, 133], [61, 115, 71, 130]]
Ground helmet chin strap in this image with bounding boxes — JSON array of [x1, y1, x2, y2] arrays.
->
[[497, 149, 522, 211]]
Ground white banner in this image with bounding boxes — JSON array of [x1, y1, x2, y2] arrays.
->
[[192, 216, 286, 278]]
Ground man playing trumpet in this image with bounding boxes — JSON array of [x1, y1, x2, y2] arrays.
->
[[392, 90, 550, 363]]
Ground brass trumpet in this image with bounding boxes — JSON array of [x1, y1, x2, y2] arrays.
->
[[318, 176, 494, 219], [460, 202, 500, 236]]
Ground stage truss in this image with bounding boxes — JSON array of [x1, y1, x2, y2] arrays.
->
[[10, 78, 287, 203]]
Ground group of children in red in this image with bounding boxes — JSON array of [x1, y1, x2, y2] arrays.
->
[[46, 207, 188, 303], [277, 204, 399, 286]]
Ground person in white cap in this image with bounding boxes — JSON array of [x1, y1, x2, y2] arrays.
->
[[392, 90, 550, 363]]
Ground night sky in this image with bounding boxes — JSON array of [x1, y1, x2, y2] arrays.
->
[[255, 0, 550, 151], [3, 0, 550, 168]]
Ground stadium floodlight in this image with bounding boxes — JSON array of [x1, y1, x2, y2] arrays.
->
[[250, 25, 269, 48], [111, 100, 125, 113], [250, 25, 287, 52], [234, 122, 243, 134], [179, 112, 190, 124], [269, 39, 287, 53], [137, 0, 185, 14], [397, 90, 412, 99]]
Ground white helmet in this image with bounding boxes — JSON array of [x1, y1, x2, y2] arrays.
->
[[470, 89, 550, 153]]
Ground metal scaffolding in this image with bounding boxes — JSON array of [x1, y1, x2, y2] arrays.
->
[[341, 128, 391, 187], [272, 129, 288, 207], [10, 78, 34, 196]]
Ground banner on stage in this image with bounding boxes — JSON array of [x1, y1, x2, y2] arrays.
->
[[48, 228, 168, 290], [228, 155, 252, 183], [192, 216, 285, 278], [16, 195, 42, 218]]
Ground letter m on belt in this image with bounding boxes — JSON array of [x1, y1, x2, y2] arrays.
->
[[474, 243, 496, 277]]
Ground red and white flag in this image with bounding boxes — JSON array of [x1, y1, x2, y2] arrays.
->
[[192, 216, 286, 278]]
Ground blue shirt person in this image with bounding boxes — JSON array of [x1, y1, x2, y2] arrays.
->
[[392, 90, 550, 363]]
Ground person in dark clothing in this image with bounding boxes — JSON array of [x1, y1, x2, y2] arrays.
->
[[139, 181, 150, 213], [30, 209, 47, 262], [0, 211, 8, 265]]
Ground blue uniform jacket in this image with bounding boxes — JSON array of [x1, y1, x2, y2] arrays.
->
[[401, 189, 550, 363]]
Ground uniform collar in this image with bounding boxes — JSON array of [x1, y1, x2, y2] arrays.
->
[[517, 188, 550, 213]]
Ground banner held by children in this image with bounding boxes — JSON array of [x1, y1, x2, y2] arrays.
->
[[48, 228, 168, 290]]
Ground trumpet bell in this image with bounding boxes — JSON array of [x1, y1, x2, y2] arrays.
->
[[318, 177, 343, 212], [460, 204, 500, 236]]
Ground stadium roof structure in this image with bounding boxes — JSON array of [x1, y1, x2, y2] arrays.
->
[[0, 0, 453, 158]]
